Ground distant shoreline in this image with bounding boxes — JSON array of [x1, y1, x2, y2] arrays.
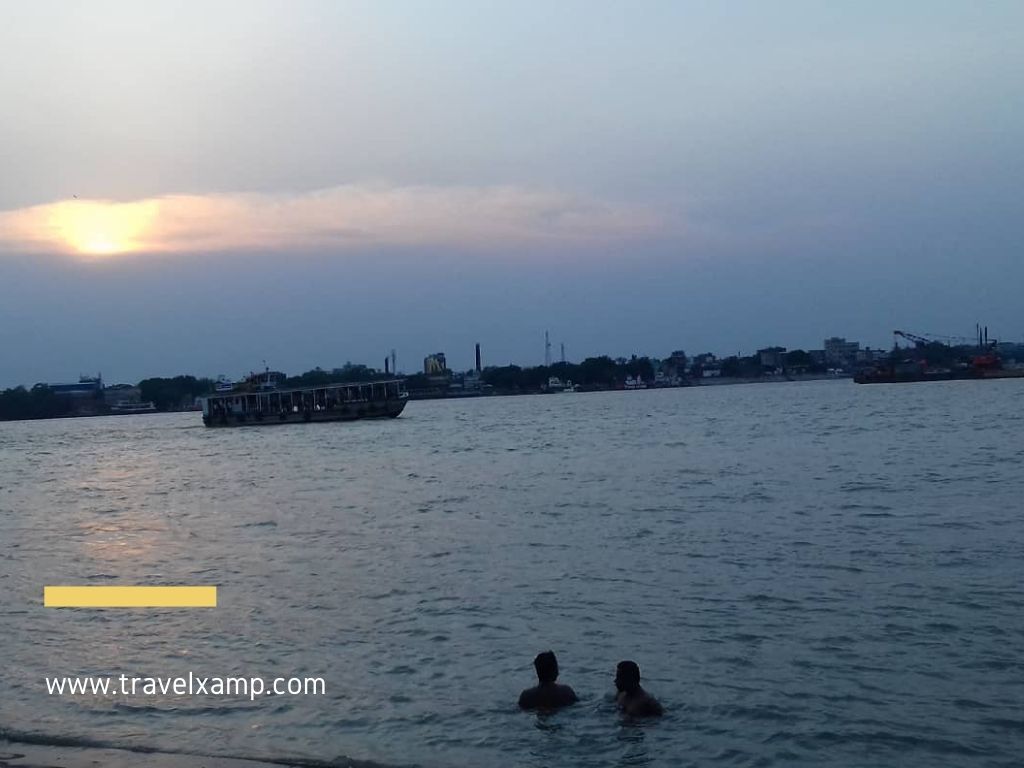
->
[[408, 372, 851, 399], [0, 375, 856, 423]]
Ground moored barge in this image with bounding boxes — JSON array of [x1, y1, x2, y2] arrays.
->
[[855, 327, 1024, 384], [855, 365, 1024, 384], [201, 379, 408, 427]]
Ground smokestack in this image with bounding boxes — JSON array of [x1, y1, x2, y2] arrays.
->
[[385, 357, 390, 374], [475, 343, 482, 373]]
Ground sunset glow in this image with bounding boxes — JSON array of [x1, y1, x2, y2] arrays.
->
[[47, 199, 159, 256], [0, 186, 660, 258]]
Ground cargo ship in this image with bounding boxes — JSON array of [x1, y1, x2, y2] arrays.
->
[[855, 328, 1024, 384], [201, 378, 408, 427]]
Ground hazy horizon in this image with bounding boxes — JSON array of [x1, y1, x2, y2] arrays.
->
[[2, 1, 1022, 387]]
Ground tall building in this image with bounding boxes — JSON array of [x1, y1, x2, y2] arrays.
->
[[824, 337, 860, 366], [423, 353, 447, 375]]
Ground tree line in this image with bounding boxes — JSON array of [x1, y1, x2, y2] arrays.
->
[[0, 385, 80, 421]]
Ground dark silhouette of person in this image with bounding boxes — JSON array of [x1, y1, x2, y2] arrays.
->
[[518, 651, 579, 710], [614, 660, 663, 717]]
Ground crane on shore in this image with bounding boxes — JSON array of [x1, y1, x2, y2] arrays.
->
[[893, 328, 994, 349], [893, 327, 1002, 370]]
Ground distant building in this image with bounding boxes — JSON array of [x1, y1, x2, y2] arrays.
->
[[423, 353, 447, 375], [103, 384, 141, 406], [245, 370, 285, 390], [40, 375, 104, 416], [45, 375, 103, 398], [758, 346, 786, 370], [824, 337, 860, 367], [462, 369, 484, 391], [856, 347, 882, 365], [665, 350, 688, 378], [690, 352, 717, 377]]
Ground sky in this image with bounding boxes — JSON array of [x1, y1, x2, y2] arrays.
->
[[0, 1, 1022, 386]]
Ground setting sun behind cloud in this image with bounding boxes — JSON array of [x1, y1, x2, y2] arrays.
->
[[46, 199, 159, 256]]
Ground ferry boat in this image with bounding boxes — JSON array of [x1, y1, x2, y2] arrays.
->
[[200, 379, 408, 427]]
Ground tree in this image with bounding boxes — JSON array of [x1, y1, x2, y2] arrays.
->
[[481, 365, 525, 391], [577, 356, 618, 386], [138, 376, 215, 411], [720, 356, 761, 378], [624, 356, 655, 381], [0, 386, 76, 421]]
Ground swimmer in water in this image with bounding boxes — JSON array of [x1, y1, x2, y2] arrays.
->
[[518, 651, 579, 710], [614, 660, 663, 717]]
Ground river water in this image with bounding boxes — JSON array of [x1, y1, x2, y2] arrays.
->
[[1, 380, 1023, 767]]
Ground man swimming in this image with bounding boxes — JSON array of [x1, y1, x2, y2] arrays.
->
[[518, 651, 579, 710], [614, 660, 663, 717]]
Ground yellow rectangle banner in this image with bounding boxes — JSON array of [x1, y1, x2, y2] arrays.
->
[[44, 586, 217, 608]]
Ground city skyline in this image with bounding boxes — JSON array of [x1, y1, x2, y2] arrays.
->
[[9, 328, 1001, 390]]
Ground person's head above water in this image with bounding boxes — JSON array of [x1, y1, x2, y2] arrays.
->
[[615, 660, 642, 693], [518, 650, 578, 710], [614, 660, 663, 716], [534, 651, 559, 683]]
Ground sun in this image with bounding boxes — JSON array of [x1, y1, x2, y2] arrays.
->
[[47, 199, 159, 256]]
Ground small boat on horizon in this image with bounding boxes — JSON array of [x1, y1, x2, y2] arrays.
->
[[545, 376, 578, 393], [109, 400, 158, 415]]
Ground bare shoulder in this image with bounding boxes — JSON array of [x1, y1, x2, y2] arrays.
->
[[520, 683, 578, 710], [518, 686, 540, 710], [642, 694, 664, 717], [557, 683, 579, 704], [624, 692, 663, 717]]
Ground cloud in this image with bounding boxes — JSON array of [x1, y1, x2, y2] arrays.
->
[[0, 184, 663, 257]]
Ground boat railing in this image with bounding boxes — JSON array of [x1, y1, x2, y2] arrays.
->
[[201, 379, 406, 417]]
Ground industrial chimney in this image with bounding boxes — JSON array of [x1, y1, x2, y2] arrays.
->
[[384, 357, 390, 374], [475, 343, 482, 373]]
